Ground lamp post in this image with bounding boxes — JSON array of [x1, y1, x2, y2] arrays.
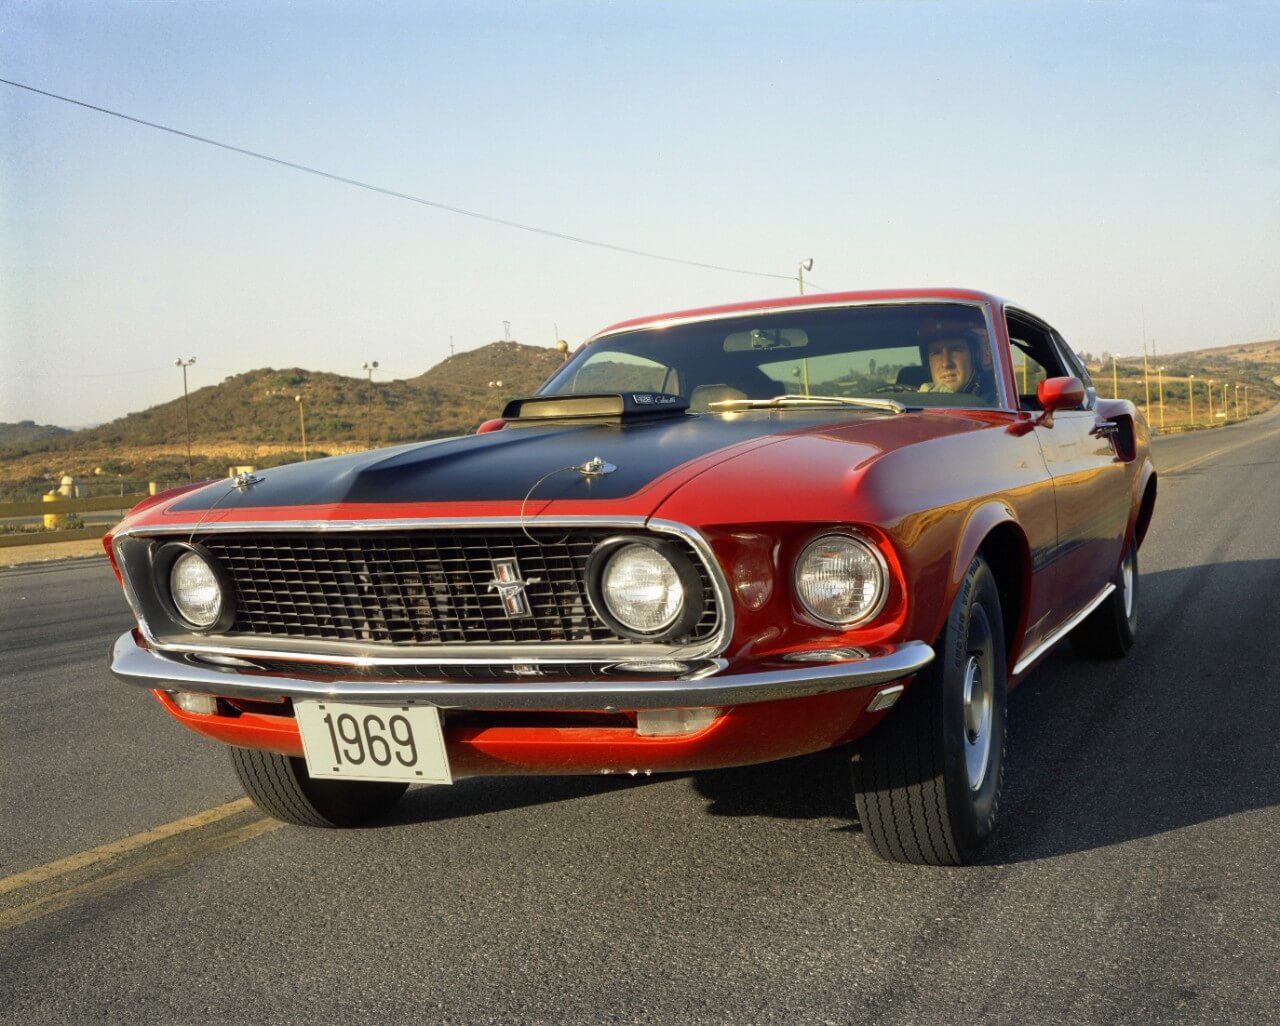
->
[[294, 395, 308, 461], [174, 357, 196, 481], [1156, 367, 1165, 431], [1222, 381, 1229, 417], [797, 258, 813, 296], [1235, 384, 1241, 419], [362, 360, 379, 450]]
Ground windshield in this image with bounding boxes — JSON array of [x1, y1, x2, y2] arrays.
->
[[541, 303, 1001, 411]]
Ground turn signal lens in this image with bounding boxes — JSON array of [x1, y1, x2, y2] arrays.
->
[[170, 550, 223, 628], [794, 534, 888, 627], [635, 708, 720, 737]]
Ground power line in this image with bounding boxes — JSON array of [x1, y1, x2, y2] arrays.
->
[[1, 77, 801, 285]]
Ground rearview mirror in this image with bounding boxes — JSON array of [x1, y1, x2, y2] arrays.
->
[[723, 327, 809, 352]]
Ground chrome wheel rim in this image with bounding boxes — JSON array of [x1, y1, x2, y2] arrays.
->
[[962, 654, 992, 792], [1122, 550, 1135, 621]]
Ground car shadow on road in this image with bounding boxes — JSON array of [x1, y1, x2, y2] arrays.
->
[[382, 772, 664, 827], [689, 561, 1280, 864]]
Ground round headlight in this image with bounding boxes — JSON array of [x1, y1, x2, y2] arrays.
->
[[587, 538, 706, 641], [601, 544, 684, 633], [794, 534, 888, 627], [169, 549, 224, 628]]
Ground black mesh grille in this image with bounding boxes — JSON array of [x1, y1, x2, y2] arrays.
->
[[196, 528, 719, 647]]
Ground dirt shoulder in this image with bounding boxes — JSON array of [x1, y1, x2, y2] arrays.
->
[[0, 539, 108, 568]]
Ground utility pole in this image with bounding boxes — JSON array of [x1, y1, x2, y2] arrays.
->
[[174, 357, 196, 481], [362, 360, 379, 450], [798, 258, 813, 296]]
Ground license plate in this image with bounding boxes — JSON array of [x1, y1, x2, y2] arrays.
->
[[295, 700, 452, 785]]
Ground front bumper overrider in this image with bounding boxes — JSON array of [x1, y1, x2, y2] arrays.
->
[[109, 630, 934, 711]]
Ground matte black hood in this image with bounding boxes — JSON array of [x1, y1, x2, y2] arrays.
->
[[166, 414, 809, 512]]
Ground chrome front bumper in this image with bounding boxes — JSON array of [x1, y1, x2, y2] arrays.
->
[[109, 631, 933, 711]]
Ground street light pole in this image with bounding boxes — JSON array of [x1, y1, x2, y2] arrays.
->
[[294, 395, 308, 461], [362, 360, 379, 450], [1235, 384, 1241, 419], [798, 258, 813, 296], [174, 357, 196, 481]]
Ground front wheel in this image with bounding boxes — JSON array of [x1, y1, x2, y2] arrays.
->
[[1070, 540, 1138, 659], [851, 555, 1007, 866], [230, 746, 408, 827]]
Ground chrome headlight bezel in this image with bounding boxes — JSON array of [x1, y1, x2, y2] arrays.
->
[[150, 542, 236, 634], [585, 537, 705, 642], [793, 531, 890, 629]]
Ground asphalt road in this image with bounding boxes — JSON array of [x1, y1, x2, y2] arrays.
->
[[2, 413, 1278, 1026]]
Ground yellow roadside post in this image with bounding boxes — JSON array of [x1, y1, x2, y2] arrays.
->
[[1112, 354, 1118, 399], [1156, 367, 1165, 431], [294, 395, 308, 461], [1188, 374, 1195, 427], [1142, 341, 1151, 417], [1208, 379, 1214, 424], [1244, 386, 1249, 417]]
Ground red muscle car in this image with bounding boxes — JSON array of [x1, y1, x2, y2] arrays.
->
[[107, 288, 1155, 865]]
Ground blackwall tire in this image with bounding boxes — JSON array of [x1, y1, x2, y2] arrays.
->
[[851, 555, 1007, 866], [1069, 540, 1138, 659], [230, 746, 408, 828]]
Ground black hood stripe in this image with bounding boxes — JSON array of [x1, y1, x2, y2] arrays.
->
[[167, 414, 837, 512]]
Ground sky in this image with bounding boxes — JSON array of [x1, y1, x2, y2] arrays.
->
[[2, 0, 1278, 427]]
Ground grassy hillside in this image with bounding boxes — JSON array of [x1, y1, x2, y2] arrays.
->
[[0, 421, 72, 446], [0, 342, 568, 499]]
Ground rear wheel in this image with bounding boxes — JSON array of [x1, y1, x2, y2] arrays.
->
[[1070, 540, 1138, 658], [851, 555, 1007, 866], [230, 746, 408, 827]]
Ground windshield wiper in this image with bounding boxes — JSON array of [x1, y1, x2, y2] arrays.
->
[[709, 394, 908, 415]]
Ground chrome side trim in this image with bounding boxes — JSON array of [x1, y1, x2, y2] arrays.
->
[[1012, 583, 1115, 676], [110, 631, 935, 711], [111, 517, 735, 666]]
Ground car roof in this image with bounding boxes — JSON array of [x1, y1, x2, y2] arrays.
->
[[591, 287, 1010, 340]]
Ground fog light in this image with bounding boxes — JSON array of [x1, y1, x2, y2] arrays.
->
[[174, 691, 218, 715], [635, 707, 720, 737]]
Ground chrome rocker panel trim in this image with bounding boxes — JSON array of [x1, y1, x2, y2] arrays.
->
[[1012, 582, 1116, 676], [110, 631, 935, 711]]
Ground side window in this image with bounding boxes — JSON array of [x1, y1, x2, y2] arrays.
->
[[1007, 314, 1070, 410], [567, 351, 677, 395]]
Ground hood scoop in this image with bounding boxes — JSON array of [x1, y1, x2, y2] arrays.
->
[[502, 392, 690, 426]]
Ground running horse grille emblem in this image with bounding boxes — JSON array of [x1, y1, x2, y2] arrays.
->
[[487, 558, 542, 618]]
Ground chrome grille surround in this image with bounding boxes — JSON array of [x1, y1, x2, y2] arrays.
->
[[112, 517, 733, 666]]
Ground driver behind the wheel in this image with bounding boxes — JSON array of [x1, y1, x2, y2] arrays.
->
[[918, 330, 997, 404]]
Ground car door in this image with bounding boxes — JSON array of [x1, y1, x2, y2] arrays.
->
[[1009, 314, 1130, 623]]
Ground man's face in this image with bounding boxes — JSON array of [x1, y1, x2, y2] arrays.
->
[[927, 338, 974, 392]]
